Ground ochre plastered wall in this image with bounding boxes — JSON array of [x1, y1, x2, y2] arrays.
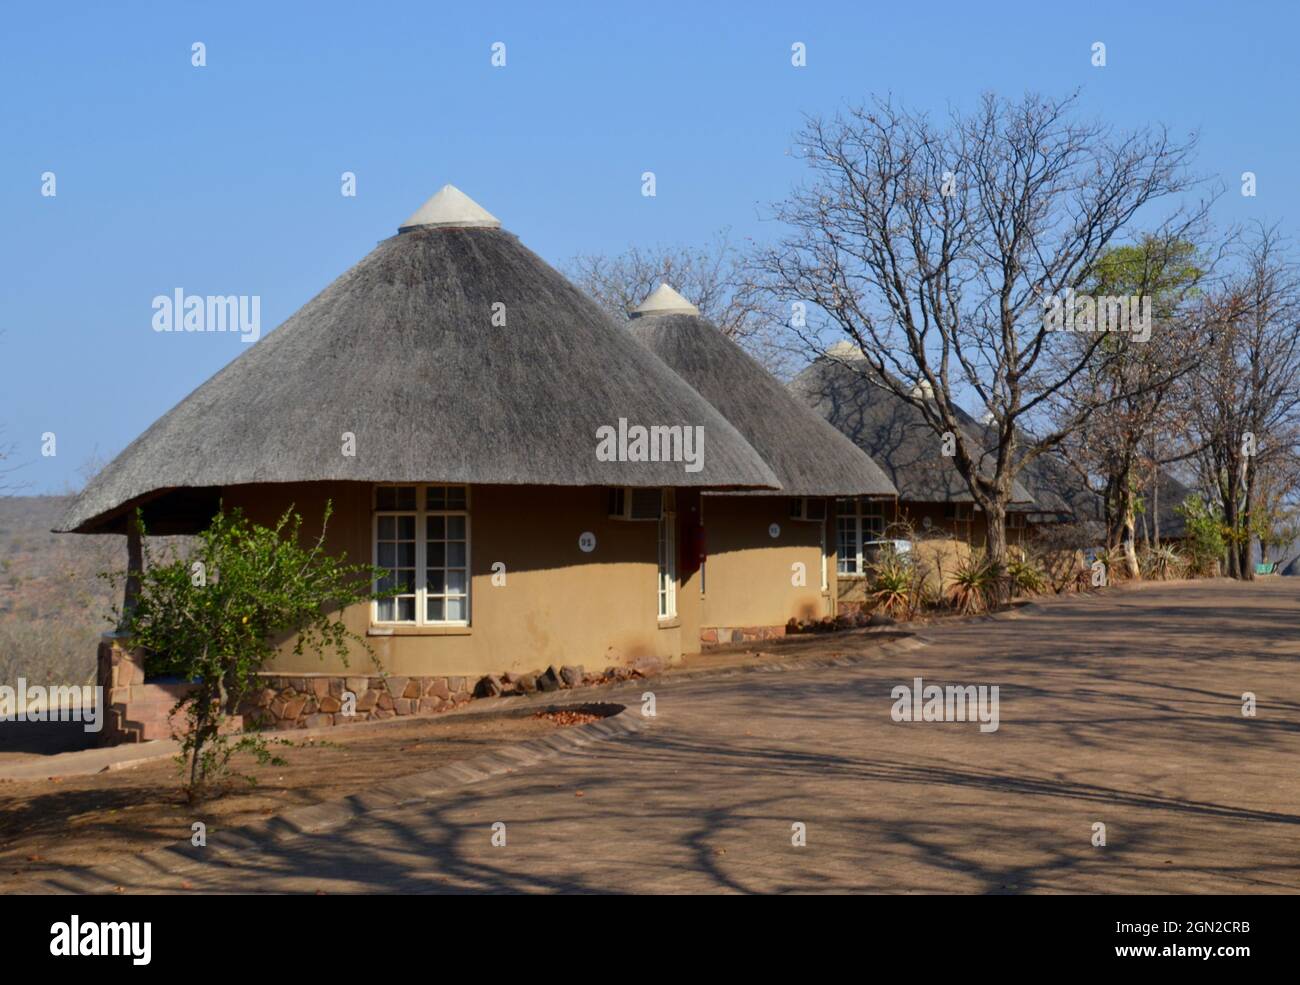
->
[[219, 482, 685, 678], [697, 495, 831, 631]]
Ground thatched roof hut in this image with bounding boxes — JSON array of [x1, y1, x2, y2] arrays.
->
[[1007, 440, 1194, 541], [58, 187, 780, 535], [626, 286, 896, 498], [788, 344, 1034, 506]]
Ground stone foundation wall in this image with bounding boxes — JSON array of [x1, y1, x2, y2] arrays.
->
[[239, 674, 475, 730], [96, 635, 622, 745]]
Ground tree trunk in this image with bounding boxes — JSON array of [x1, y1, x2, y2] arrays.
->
[[1240, 458, 1256, 580], [1120, 486, 1140, 580], [984, 505, 1007, 563], [984, 503, 1010, 606]]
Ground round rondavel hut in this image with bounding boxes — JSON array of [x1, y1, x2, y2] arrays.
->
[[790, 341, 1037, 540], [627, 284, 898, 640], [59, 187, 781, 741]]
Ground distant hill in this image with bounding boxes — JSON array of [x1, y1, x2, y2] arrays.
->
[[0, 496, 124, 686]]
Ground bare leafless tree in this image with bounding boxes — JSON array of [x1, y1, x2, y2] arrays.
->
[[752, 90, 1206, 571], [1183, 223, 1300, 578], [565, 231, 794, 376]]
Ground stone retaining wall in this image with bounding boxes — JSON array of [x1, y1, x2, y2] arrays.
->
[[239, 674, 475, 730], [96, 634, 625, 745]]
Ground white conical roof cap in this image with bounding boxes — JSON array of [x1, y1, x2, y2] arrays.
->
[[399, 184, 501, 231], [630, 283, 700, 317], [826, 340, 864, 358]]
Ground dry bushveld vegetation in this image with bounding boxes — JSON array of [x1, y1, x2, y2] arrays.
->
[[0, 496, 159, 687]]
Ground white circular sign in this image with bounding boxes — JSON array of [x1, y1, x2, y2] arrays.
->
[[578, 531, 597, 553], [768, 523, 781, 539]]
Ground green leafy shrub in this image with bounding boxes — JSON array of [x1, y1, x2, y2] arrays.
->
[[1175, 496, 1225, 577], [111, 503, 388, 802]]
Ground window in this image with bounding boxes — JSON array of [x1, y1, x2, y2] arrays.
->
[[836, 498, 887, 576], [944, 502, 973, 521], [945, 501, 974, 540], [609, 487, 663, 521], [373, 485, 470, 626], [657, 490, 676, 619], [789, 497, 827, 522]]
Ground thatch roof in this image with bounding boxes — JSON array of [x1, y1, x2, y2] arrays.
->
[[626, 288, 896, 498], [1005, 450, 1098, 521], [788, 347, 1033, 505], [58, 187, 780, 535]]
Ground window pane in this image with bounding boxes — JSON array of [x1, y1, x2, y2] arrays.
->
[[377, 542, 396, 567], [395, 487, 416, 510], [428, 543, 445, 567], [378, 572, 396, 593], [445, 597, 465, 621], [376, 487, 396, 511], [446, 569, 466, 594], [446, 516, 465, 539], [377, 597, 395, 621], [447, 543, 466, 567], [428, 571, 445, 594], [397, 596, 415, 622], [378, 516, 395, 540], [426, 598, 444, 622], [426, 487, 446, 510], [426, 516, 445, 540], [447, 486, 467, 510], [397, 515, 415, 539], [395, 570, 414, 593]]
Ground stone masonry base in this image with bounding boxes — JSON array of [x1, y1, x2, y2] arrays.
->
[[96, 636, 615, 746]]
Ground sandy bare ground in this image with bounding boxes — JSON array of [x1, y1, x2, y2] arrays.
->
[[13, 577, 1300, 894], [0, 709, 602, 891]]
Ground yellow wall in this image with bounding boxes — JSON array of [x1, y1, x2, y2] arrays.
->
[[834, 499, 1030, 606], [220, 482, 685, 678], [697, 495, 831, 629]]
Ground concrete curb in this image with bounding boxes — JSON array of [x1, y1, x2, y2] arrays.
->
[[28, 702, 653, 895]]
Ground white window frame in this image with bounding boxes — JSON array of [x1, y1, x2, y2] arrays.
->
[[836, 497, 887, 576], [657, 490, 677, 620], [372, 484, 471, 627]]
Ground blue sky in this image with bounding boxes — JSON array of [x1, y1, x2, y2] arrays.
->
[[2, 0, 1296, 493]]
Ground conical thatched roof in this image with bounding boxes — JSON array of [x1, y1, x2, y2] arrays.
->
[[789, 347, 1034, 505], [970, 420, 1100, 522], [58, 188, 780, 534], [626, 290, 896, 498]]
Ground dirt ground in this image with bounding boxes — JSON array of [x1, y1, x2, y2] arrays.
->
[[0, 708, 599, 891]]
